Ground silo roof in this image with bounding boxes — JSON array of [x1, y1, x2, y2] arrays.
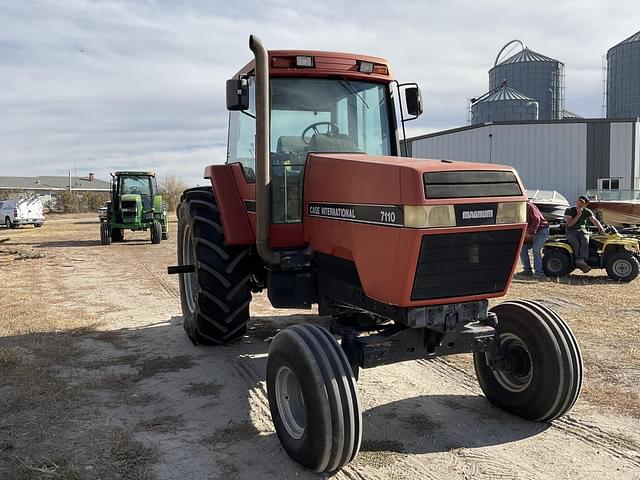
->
[[497, 47, 559, 65], [613, 30, 640, 47], [473, 85, 535, 104]]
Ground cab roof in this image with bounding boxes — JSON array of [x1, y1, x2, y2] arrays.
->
[[233, 50, 394, 83], [114, 171, 155, 177]]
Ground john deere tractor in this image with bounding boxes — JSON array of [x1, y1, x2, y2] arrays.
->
[[100, 171, 168, 245]]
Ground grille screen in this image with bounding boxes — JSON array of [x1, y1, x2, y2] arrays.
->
[[424, 171, 522, 199], [411, 229, 521, 301]]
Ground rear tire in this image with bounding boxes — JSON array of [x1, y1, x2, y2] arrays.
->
[[111, 228, 124, 242], [605, 250, 639, 282], [266, 324, 362, 473], [100, 222, 111, 245], [473, 300, 582, 421], [150, 221, 162, 244], [5, 217, 14, 229], [542, 249, 572, 277], [34, 223, 43, 228], [177, 186, 251, 345]]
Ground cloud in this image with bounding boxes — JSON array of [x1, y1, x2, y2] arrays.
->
[[0, 0, 639, 184]]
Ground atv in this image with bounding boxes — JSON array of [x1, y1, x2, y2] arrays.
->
[[542, 225, 640, 282]]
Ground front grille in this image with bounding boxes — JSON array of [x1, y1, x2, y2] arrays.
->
[[411, 229, 521, 301], [424, 171, 522, 199], [121, 201, 137, 221]]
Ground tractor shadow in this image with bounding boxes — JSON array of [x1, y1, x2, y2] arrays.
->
[[361, 393, 550, 456]]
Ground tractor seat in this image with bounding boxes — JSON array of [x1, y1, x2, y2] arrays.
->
[[308, 133, 360, 153], [276, 136, 307, 154]]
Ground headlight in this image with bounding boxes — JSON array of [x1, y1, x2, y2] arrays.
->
[[404, 205, 455, 228], [496, 202, 526, 224]]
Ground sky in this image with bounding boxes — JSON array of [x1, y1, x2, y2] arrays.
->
[[1, 0, 639, 186]]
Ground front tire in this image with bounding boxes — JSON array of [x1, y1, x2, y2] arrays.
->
[[100, 222, 111, 245], [605, 250, 639, 282], [473, 300, 582, 422], [177, 187, 251, 345], [542, 249, 572, 277], [267, 324, 362, 473], [150, 221, 162, 244]]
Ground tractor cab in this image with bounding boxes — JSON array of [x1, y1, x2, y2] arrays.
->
[[226, 52, 421, 224]]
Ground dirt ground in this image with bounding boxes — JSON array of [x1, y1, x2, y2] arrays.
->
[[1, 214, 639, 480]]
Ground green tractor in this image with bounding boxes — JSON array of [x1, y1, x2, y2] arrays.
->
[[100, 171, 168, 245]]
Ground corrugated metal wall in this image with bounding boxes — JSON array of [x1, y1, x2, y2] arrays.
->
[[408, 120, 640, 202], [609, 123, 633, 189], [410, 123, 588, 201]]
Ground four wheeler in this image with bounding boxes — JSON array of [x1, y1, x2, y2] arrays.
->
[[100, 171, 168, 245], [169, 35, 583, 474], [542, 225, 640, 282]]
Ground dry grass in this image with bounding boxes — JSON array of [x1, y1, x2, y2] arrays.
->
[[202, 421, 259, 446], [353, 440, 405, 468]]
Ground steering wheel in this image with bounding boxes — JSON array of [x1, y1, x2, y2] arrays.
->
[[301, 121, 340, 145]]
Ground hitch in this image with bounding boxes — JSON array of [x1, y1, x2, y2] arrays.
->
[[167, 265, 195, 274]]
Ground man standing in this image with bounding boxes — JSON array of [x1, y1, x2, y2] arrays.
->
[[564, 195, 605, 273], [520, 199, 550, 277]]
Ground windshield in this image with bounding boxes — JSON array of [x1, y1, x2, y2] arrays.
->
[[226, 77, 394, 223], [121, 176, 151, 196]]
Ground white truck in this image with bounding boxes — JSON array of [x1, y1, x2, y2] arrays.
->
[[0, 197, 45, 228]]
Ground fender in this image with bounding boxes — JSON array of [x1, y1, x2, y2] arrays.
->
[[206, 164, 255, 245], [543, 242, 574, 255]]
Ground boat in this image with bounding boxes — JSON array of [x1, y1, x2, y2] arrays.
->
[[586, 190, 640, 226], [525, 189, 570, 225]]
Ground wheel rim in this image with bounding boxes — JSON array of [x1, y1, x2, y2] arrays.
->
[[275, 366, 306, 440], [612, 258, 632, 278], [547, 257, 563, 274], [182, 224, 198, 314], [493, 333, 533, 392]]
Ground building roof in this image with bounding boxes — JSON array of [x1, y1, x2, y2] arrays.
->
[[473, 84, 535, 104], [0, 176, 111, 191], [497, 47, 559, 65], [610, 29, 640, 50]]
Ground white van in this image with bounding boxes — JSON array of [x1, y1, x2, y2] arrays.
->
[[0, 197, 45, 228]]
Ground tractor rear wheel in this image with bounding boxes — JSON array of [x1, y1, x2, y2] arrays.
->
[[100, 222, 111, 245], [177, 186, 251, 345], [605, 250, 639, 282], [473, 300, 582, 422], [150, 221, 162, 244], [266, 324, 362, 473], [542, 249, 572, 277], [112, 228, 124, 242]]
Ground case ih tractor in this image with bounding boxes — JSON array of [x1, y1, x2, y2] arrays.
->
[[100, 171, 168, 245], [170, 36, 583, 473]]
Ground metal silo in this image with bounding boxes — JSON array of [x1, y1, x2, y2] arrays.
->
[[606, 30, 640, 119], [471, 83, 539, 124], [489, 40, 565, 120]]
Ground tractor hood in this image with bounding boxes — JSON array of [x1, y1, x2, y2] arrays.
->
[[303, 153, 527, 207]]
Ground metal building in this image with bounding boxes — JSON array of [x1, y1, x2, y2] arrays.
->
[[489, 41, 565, 120], [607, 30, 640, 119], [403, 118, 640, 203], [471, 84, 539, 124]]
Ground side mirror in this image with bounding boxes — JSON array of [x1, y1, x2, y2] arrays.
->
[[226, 78, 249, 111], [405, 86, 423, 117]]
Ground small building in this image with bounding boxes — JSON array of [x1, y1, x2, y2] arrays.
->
[[0, 174, 111, 206], [404, 118, 640, 202]]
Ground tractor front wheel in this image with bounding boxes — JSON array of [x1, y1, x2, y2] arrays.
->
[[150, 221, 162, 244], [542, 249, 572, 277], [267, 324, 362, 473], [177, 187, 251, 345], [473, 300, 582, 422], [605, 250, 639, 282], [100, 222, 111, 245]]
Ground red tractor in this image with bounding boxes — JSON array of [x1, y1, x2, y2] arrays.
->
[[169, 36, 582, 473]]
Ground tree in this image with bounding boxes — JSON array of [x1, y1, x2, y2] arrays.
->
[[158, 172, 188, 212]]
